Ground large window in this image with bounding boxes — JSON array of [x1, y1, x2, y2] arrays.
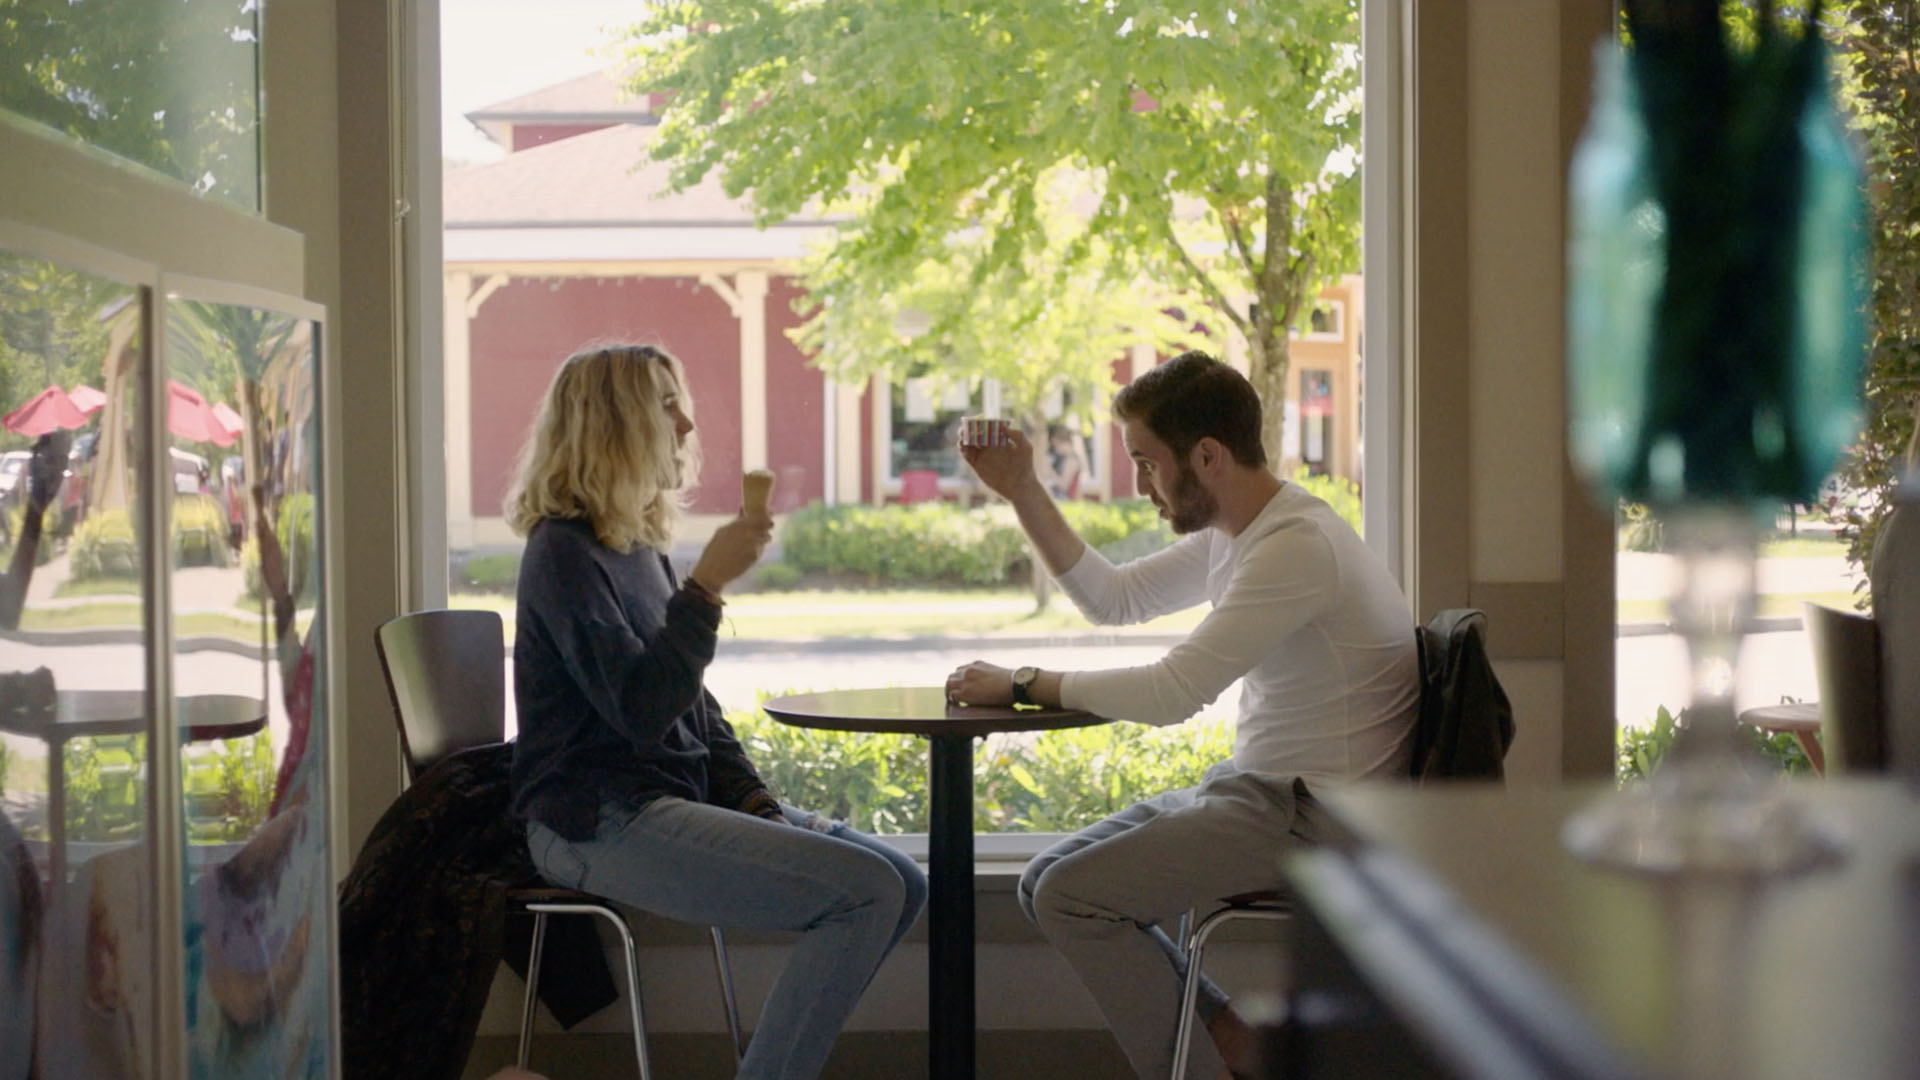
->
[[889, 378, 977, 485], [0, 0, 264, 209], [2, 4, 339, 1074], [435, 3, 1383, 840]]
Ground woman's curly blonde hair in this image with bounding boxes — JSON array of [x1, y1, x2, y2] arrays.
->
[[504, 343, 700, 552]]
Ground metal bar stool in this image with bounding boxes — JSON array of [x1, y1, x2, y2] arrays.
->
[[374, 609, 747, 1077], [514, 891, 744, 1079], [1169, 891, 1293, 1080]]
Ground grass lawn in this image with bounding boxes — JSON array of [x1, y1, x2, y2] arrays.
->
[[1622, 535, 1849, 559], [1756, 534, 1849, 559], [52, 577, 145, 599], [460, 583, 1870, 639], [15, 602, 310, 642], [451, 588, 1208, 643]]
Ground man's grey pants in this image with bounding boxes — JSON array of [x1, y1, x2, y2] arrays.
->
[[1017, 762, 1323, 1080]]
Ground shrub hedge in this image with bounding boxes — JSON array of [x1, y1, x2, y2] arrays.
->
[[774, 468, 1361, 587], [776, 497, 1172, 586], [1615, 704, 1814, 783], [67, 496, 241, 581], [241, 493, 318, 604], [172, 494, 229, 569], [69, 508, 138, 580], [727, 702, 1233, 834], [3, 502, 57, 567]]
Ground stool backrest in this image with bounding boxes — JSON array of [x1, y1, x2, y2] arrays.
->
[[374, 608, 506, 781], [1411, 608, 1514, 782], [1804, 601, 1886, 773]]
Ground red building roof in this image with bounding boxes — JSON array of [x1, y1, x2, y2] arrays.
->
[[445, 123, 786, 227], [465, 70, 657, 146]]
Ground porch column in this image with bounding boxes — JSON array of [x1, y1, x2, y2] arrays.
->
[[444, 270, 473, 549], [834, 379, 864, 505], [738, 271, 770, 471], [445, 271, 509, 550], [701, 270, 771, 473]]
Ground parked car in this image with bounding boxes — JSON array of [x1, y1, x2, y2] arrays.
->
[[170, 447, 210, 495], [0, 451, 30, 509], [59, 431, 98, 527]]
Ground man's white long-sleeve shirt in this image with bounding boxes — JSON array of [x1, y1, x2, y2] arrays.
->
[[1055, 483, 1420, 788]]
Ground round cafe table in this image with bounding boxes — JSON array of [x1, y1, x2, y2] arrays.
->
[[0, 689, 267, 885], [761, 687, 1109, 1080]]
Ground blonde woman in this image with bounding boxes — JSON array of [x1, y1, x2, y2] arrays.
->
[[506, 345, 925, 1080]]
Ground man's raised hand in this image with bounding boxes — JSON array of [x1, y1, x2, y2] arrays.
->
[[959, 427, 1043, 502]]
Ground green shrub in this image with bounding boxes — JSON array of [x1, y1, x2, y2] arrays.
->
[[68, 496, 246, 580], [63, 734, 145, 842], [242, 493, 318, 605], [1289, 466, 1364, 536], [727, 703, 1234, 834], [2, 503, 57, 567], [1616, 704, 1816, 784], [461, 551, 522, 592], [974, 719, 1234, 831], [1056, 498, 1168, 551], [0, 738, 11, 797], [185, 732, 277, 844], [1618, 501, 1665, 553], [777, 497, 1172, 586], [730, 706, 932, 834], [753, 562, 803, 590], [171, 494, 229, 569], [778, 501, 1031, 585], [69, 508, 138, 581]]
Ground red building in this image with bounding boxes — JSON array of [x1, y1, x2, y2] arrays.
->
[[443, 72, 1360, 548]]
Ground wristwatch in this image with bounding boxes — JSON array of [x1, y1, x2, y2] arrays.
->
[[1011, 666, 1040, 707]]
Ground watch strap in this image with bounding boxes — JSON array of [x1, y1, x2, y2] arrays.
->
[[1012, 667, 1037, 706]]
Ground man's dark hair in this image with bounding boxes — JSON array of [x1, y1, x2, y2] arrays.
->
[[1112, 351, 1267, 468]]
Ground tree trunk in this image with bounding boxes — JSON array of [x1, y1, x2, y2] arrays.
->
[[1022, 411, 1053, 613], [1245, 313, 1294, 476], [91, 315, 140, 514]]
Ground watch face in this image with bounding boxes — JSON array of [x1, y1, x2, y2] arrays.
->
[[1014, 666, 1038, 687]]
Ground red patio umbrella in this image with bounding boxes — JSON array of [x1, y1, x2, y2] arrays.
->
[[167, 380, 237, 448], [211, 402, 244, 441], [67, 385, 106, 415], [3, 386, 89, 437]]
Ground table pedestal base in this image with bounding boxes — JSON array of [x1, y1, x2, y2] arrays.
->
[[928, 733, 975, 1080]]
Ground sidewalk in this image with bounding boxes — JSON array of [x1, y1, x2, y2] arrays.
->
[[1615, 551, 1859, 603], [1615, 551, 1861, 636], [14, 549, 1864, 651], [21, 555, 265, 619]]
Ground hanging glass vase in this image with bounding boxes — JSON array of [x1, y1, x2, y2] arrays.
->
[[1561, 5, 1868, 875]]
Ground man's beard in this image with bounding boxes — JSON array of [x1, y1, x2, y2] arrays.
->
[[1164, 461, 1217, 534]]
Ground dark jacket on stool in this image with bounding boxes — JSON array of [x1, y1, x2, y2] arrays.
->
[[338, 742, 615, 1080]]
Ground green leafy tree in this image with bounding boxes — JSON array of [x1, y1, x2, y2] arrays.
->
[[0, 255, 120, 449], [620, 0, 1361, 465], [791, 185, 1212, 438], [168, 301, 305, 528], [1830, 1, 1920, 585], [0, 0, 262, 203]]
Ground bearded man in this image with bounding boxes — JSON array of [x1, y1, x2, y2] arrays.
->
[[946, 351, 1420, 1080]]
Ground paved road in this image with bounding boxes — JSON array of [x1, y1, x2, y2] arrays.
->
[[0, 626, 1815, 749]]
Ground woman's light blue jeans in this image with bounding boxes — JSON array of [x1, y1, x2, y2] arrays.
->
[[526, 798, 927, 1080]]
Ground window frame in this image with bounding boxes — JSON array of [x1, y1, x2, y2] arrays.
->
[[0, 146, 339, 1080]]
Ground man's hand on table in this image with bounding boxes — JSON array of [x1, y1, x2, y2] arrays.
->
[[946, 661, 1015, 707]]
